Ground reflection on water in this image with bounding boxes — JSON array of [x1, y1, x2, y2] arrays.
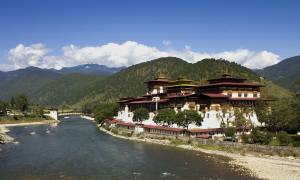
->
[[0, 116, 255, 180]]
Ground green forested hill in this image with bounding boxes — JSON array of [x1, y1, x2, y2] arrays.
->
[[0, 57, 292, 107], [0, 67, 61, 101], [76, 57, 291, 107], [256, 56, 300, 93], [32, 73, 105, 106]]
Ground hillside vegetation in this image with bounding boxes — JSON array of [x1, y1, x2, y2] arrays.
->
[[257, 55, 300, 93], [0, 57, 292, 106], [77, 57, 292, 107]]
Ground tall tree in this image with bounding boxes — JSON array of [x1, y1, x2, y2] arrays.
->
[[0, 101, 8, 115], [268, 98, 297, 132], [233, 108, 250, 133], [133, 108, 149, 123], [154, 108, 176, 125], [175, 110, 203, 129], [93, 103, 118, 126], [15, 94, 29, 112]]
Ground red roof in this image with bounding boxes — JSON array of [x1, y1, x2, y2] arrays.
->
[[143, 125, 184, 132], [105, 118, 121, 124], [195, 135, 211, 139], [116, 121, 136, 127], [201, 93, 228, 98], [189, 128, 223, 133]]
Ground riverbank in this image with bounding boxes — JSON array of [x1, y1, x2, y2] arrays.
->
[[99, 126, 300, 180], [0, 119, 58, 144], [0, 119, 58, 127]]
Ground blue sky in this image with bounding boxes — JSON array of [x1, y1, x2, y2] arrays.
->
[[0, 0, 299, 70]]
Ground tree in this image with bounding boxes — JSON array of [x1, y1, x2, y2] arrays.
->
[[93, 103, 118, 126], [15, 94, 29, 112], [154, 108, 176, 125], [268, 98, 297, 132], [133, 108, 149, 123], [0, 101, 8, 115], [10, 97, 15, 109], [218, 104, 231, 127], [94, 111, 106, 126], [254, 100, 270, 126], [224, 127, 236, 138], [250, 127, 272, 145], [31, 105, 44, 117], [175, 110, 203, 129], [233, 108, 250, 133]]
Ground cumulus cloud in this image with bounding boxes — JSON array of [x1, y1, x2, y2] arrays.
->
[[8, 43, 50, 69], [1, 41, 280, 71]]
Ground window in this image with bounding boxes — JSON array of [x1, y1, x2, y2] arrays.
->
[[207, 113, 210, 118], [253, 93, 258, 97], [238, 92, 242, 97], [228, 92, 232, 97], [244, 93, 248, 97]]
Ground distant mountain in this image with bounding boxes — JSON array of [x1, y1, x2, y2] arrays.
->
[[57, 64, 125, 75], [75, 57, 291, 107], [0, 64, 123, 103], [32, 73, 105, 106], [0, 58, 292, 106], [256, 56, 300, 92], [0, 67, 61, 101]]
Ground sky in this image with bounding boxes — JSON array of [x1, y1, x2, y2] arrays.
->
[[0, 0, 299, 71]]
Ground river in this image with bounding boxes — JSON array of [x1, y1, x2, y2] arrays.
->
[[0, 116, 255, 180]]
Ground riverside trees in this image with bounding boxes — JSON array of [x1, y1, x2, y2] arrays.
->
[[133, 108, 149, 123], [94, 103, 118, 125], [154, 108, 176, 125], [154, 109, 203, 129]]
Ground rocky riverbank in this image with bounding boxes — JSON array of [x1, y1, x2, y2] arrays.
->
[[99, 126, 300, 180], [0, 120, 58, 144], [0, 126, 14, 144]]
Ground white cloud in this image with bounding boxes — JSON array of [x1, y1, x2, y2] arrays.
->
[[1, 41, 280, 71], [8, 43, 50, 69]]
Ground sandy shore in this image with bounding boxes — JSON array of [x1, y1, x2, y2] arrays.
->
[[99, 126, 300, 180], [0, 120, 59, 127]]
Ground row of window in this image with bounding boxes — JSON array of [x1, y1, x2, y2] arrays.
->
[[227, 92, 258, 98]]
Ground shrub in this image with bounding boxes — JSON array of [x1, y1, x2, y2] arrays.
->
[[250, 128, 272, 145], [224, 127, 236, 138], [241, 133, 251, 143], [277, 131, 292, 146]]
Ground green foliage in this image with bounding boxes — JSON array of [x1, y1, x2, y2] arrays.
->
[[30, 105, 44, 117], [257, 55, 300, 92], [0, 101, 8, 115], [154, 108, 176, 125], [276, 131, 292, 146], [133, 108, 149, 123], [268, 98, 297, 132], [0, 57, 292, 107], [175, 110, 203, 129], [14, 94, 29, 112], [93, 103, 118, 125], [233, 108, 251, 132], [250, 128, 272, 145], [241, 133, 251, 143], [78, 57, 289, 106], [224, 127, 236, 138]]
